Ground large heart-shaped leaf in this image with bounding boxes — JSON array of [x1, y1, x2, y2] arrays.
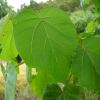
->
[[13, 7, 78, 95], [0, 16, 18, 61], [72, 35, 100, 93]]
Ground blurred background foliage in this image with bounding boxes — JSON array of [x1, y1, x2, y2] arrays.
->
[[0, 0, 8, 18], [28, 0, 100, 35]]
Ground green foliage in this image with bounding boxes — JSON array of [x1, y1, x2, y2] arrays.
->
[[95, 25, 100, 35], [75, 20, 87, 34], [80, 0, 90, 6], [71, 9, 100, 35], [43, 84, 62, 100], [92, 0, 100, 9], [70, 10, 96, 34], [43, 83, 81, 100], [58, 84, 81, 100], [0, 0, 8, 18], [13, 7, 78, 95], [81, 0, 100, 9], [86, 21, 98, 34], [47, 0, 80, 11], [0, 16, 18, 61], [71, 10, 96, 24], [72, 35, 100, 93]]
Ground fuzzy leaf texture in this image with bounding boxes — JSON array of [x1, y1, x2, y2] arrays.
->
[[13, 7, 78, 96]]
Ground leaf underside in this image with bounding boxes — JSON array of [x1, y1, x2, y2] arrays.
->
[[13, 7, 78, 95]]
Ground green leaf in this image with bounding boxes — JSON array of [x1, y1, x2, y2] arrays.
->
[[72, 35, 100, 93], [30, 69, 56, 96], [0, 16, 18, 61], [58, 84, 81, 100], [86, 21, 98, 34], [43, 84, 62, 100], [13, 7, 78, 95], [5, 62, 17, 100], [92, 0, 100, 9], [43, 83, 81, 100], [84, 0, 90, 4]]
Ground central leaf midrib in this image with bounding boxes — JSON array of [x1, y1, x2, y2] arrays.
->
[[42, 22, 58, 65], [30, 21, 42, 60]]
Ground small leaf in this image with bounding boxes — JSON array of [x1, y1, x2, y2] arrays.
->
[[86, 21, 98, 34]]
